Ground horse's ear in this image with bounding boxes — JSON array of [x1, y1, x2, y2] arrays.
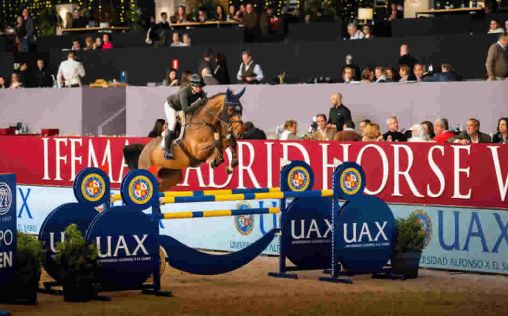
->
[[225, 88, 233, 100], [235, 87, 246, 99]]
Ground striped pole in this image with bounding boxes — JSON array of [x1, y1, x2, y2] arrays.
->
[[162, 207, 280, 220], [161, 190, 333, 205], [111, 187, 281, 202]]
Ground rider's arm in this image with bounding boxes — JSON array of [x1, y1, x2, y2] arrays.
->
[[180, 88, 206, 113]]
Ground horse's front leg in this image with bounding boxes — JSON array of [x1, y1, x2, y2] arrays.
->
[[210, 131, 225, 168], [226, 135, 239, 174]]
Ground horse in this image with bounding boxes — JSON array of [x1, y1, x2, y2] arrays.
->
[[123, 88, 245, 192]]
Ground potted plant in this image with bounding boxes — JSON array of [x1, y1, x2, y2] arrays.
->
[[55, 224, 98, 302], [0, 232, 43, 304], [391, 213, 427, 278]]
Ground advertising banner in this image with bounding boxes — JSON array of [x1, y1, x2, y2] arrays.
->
[[0, 174, 16, 285]]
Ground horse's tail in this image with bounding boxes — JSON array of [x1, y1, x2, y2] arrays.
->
[[123, 144, 145, 170]]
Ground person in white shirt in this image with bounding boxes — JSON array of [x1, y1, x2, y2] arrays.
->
[[236, 50, 264, 84], [347, 23, 364, 40], [57, 51, 85, 88], [278, 120, 301, 140]]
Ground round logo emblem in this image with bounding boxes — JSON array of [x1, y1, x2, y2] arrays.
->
[[339, 168, 362, 196], [128, 176, 154, 205], [287, 166, 310, 192], [0, 182, 13, 215], [234, 203, 255, 235], [81, 174, 106, 203], [413, 209, 432, 248]]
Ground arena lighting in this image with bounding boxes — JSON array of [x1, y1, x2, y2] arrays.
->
[[357, 7, 373, 23]]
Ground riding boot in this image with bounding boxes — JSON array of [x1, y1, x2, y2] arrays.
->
[[164, 131, 175, 160]]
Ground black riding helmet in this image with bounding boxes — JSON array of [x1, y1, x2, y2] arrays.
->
[[189, 73, 205, 87]]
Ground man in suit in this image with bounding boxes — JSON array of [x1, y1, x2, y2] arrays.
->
[[383, 116, 407, 142], [425, 64, 460, 82], [485, 33, 508, 80], [241, 121, 267, 140], [449, 118, 491, 144], [310, 114, 336, 141], [335, 121, 362, 141]]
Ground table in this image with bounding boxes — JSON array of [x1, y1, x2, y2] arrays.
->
[[415, 7, 484, 17], [63, 26, 131, 33], [170, 21, 240, 29]]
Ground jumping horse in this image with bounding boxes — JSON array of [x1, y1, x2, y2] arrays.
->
[[123, 88, 245, 191]]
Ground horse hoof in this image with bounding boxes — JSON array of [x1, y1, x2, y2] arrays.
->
[[226, 166, 234, 174]]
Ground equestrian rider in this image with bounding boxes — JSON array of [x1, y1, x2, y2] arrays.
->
[[163, 73, 207, 159]]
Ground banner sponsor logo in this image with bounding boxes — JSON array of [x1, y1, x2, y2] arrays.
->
[[0, 182, 12, 215]]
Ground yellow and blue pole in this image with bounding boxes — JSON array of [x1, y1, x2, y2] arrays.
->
[[162, 207, 280, 220]]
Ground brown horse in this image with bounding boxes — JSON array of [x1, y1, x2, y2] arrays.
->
[[124, 88, 245, 191]]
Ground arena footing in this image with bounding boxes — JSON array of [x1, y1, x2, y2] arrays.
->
[[267, 272, 298, 279], [318, 276, 353, 284]]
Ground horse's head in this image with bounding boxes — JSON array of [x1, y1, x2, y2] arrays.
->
[[222, 87, 246, 138]]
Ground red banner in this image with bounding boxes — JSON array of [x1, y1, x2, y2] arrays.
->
[[1, 136, 507, 209]]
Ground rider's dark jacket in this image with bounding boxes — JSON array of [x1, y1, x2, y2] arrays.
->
[[166, 85, 207, 113]]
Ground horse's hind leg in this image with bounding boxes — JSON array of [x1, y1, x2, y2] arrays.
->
[[158, 169, 183, 192]]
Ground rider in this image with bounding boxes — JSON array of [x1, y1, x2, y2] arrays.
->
[[163, 73, 207, 159]]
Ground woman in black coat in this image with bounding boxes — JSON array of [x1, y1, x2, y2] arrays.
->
[[148, 119, 167, 138], [492, 117, 508, 143], [213, 53, 230, 85]]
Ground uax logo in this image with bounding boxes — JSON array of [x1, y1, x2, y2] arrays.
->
[[234, 202, 255, 236], [413, 209, 433, 247], [0, 182, 13, 216]]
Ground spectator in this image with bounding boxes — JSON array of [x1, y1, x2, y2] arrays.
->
[[102, 34, 113, 50], [399, 65, 411, 82], [33, 59, 52, 88], [383, 116, 407, 141], [488, 19, 504, 34], [215, 5, 226, 21], [408, 124, 429, 142], [197, 7, 208, 22], [335, 120, 362, 141], [93, 37, 102, 50], [243, 3, 259, 42], [71, 39, 81, 51], [493, 117, 508, 143], [388, 3, 403, 21], [163, 68, 179, 86], [505, 20, 508, 33], [421, 120, 435, 139], [170, 32, 183, 47], [341, 54, 361, 81], [22, 8, 35, 52], [198, 49, 214, 74], [16, 63, 28, 87], [214, 53, 230, 84], [259, 5, 271, 40], [449, 118, 491, 144], [10, 73, 23, 89], [375, 67, 387, 83], [362, 25, 374, 39], [236, 50, 264, 84], [57, 51, 85, 88], [15, 16, 25, 52], [327, 93, 351, 132], [310, 114, 336, 141], [362, 123, 382, 141], [241, 121, 267, 139], [359, 119, 371, 135], [413, 63, 425, 82], [485, 33, 508, 80], [347, 23, 364, 40], [65, 12, 73, 29], [398, 44, 418, 71], [279, 120, 301, 140], [433, 118, 455, 144], [361, 67, 374, 83], [341, 66, 356, 83], [236, 4, 246, 22], [149, 12, 170, 47], [180, 70, 192, 86], [73, 9, 89, 28], [228, 5, 238, 21], [0, 77, 6, 88], [182, 33, 192, 46], [83, 37, 94, 50], [173, 6, 188, 23], [202, 67, 219, 85], [148, 119, 167, 137]]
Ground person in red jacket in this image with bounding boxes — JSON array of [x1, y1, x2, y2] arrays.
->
[[433, 118, 455, 144]]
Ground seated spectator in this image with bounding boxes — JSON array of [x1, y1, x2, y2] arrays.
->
[[15, 63, 29, 87], [362, 25, 374, 39], [57, 51, 85, 88], [347, 23, 364, 40], [173, 6, 188, 23], [398, 44, 418, 71], [310, 114, 336, 141], [362, 123, 382, 141], [83, 36, 94, 50], [34, 59, 52, 88], [235, 4, 246, 22], [180, 70, 192, 86], [375, 67, 387, 83], [102, 34, 113, 50], [202, 67, 219, 85], [182, 33, 192, 46], [93, 37, 102, 50], [408, 124, 430, 142], [485, 33, 507, 81], [341, 54, 361, 81], [335, 120, 361, 141], [492, 117, 508, 143], [0, 76, 6, 88], [71, 39, 81, 51], [426, 63, 460, 82], [228, 5, 238, 21], [488, 19, 504, 34], [241, 121, 267, 139], [433, 118, 454, 144], [385, 67, 397, 82], [387, 3, 403, 21], [359, 119, 371, 135], [327, 93, 351, 132], [421, 120, 435, 139], [383, 116, 407, 142], [360, 67, 374, 83], [148, 119, 167, 138], [215, 5, 226, 21], [399, 65, 411, 82], [10, 73, 23, 89], [163, 68, 179, 86], [197, 7, 208, 22], [449, 118, 491, 144], [413, 63, 425, 82], [341, 66, 356, 83], [214, 53, 230, 84], [198, 48, 214, 74], [73, 9, 89, 28], [236, 50, 264, 84], [279, 120, 301, 140], [170, 32, 183, 47]]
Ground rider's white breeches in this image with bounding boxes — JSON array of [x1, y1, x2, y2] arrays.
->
[[162, 101, 177, 148]]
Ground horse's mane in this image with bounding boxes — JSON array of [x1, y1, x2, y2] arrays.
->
[[208, 92, 225, 100]]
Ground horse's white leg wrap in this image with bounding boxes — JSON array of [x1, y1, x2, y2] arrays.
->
[[163, 101, 177, 148]]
